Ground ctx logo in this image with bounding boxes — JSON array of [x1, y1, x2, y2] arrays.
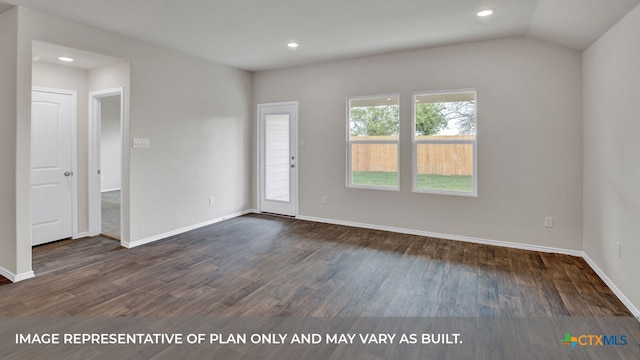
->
[[562, 333, 627, 349]]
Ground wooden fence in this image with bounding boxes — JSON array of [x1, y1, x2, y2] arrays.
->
[[351, 135, 474, 176]]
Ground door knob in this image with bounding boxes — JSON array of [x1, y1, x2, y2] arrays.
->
[[290, 164, 295, 168], [64, 171, 73, 177]]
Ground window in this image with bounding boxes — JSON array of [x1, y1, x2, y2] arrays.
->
[[347, 94, 400, 190], [412, 90, 477, 196]]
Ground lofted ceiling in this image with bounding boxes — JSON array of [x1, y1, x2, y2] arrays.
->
[[31, 41, 125, 70], [3, 0, 640, 71]]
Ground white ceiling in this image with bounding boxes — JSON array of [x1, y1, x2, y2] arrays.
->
[[3, 0, 640, 71], [528, 0, 640, 50], [32, 40, 125, 70]]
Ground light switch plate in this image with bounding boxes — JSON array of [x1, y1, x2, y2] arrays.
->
[[132, 138, 150, 148]]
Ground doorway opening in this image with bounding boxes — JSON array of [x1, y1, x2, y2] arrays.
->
[[90, 89, 124, 240], [30, 40, 129, 264]]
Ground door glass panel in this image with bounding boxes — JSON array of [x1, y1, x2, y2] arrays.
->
[[265, 114, 290, 202]]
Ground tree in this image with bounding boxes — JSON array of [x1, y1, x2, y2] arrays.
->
[[441, 101, 476, 135], [350, 105, 399, 136], [415, 103, 447, 135], [349, 100, 475, 137]]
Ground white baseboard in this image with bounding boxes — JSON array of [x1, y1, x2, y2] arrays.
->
[[0, 266, 14, 282], [122, 209, 255, 249], [582, 253, 640, 319], [295, 215, 583, 257], [101, 188, 121, 193], [14, 270, 35, 282], [0, 266, 35, 283]]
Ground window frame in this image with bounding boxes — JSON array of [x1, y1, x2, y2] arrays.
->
[[347, 93, 401, 191], [411, 89, 478, 197]]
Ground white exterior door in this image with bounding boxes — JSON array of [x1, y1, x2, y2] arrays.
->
[[31, 89, 75, 246], [258, 102, 298, 216]]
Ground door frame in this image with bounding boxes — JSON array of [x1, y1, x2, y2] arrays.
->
[[88, 87, 124, 238], [257, 101, 299, 217], [31, 87, 79, 239]]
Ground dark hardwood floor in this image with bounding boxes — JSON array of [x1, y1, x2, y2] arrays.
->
[[0, 213, 632, 317]]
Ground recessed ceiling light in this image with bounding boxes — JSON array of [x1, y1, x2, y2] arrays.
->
[[477, 9, 494, 17], [386, 98, 392, 101], [287, 42, 299, 48], [32, 55, 41, 62], [58, 56, 75, 62]]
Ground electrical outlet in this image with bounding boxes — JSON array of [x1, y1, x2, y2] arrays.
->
[[209, 196, 215, 206], [322, 195, 328, 205], [544, 216, 553, 228]]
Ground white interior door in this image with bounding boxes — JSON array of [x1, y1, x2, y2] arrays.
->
[[31, 88, 75, 246], [259, 102, 298, 216]]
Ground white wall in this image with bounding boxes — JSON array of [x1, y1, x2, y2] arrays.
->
[[100, 95, 121, 192], [31, 61, 89, 233], [254, 36, 584, 251], [583, 4, 640, 314], [9, 6, 252, 276], [0, 6, 18, 276]]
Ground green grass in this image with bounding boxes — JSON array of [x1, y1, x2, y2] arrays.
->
[[352, 171, 399, 187], [416, 174, 472, 192], [353, 171, 472, 192]]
